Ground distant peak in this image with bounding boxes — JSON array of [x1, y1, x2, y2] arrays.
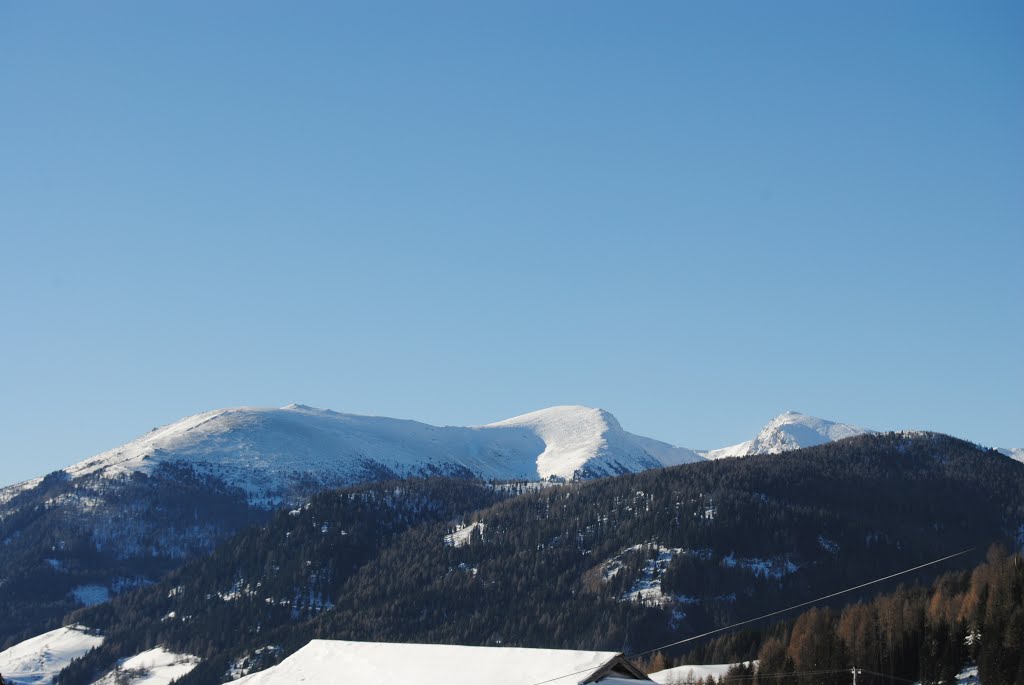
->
[[705, 411, 870, 459], [282, 403, 319, 412]]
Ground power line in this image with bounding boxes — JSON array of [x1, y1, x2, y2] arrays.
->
[[858, 669, 917, 683], [527, 547, 975, 685], [629, 547, 975, 658]]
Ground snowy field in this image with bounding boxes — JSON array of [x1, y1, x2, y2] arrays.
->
[[0, 626, 104, 685], [91, 647, 200, 685]]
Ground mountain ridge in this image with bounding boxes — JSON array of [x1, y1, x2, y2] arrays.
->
[[2, 405, 704, 506], [6, 405, 1018, 505]]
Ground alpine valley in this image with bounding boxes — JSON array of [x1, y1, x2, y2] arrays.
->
[[1, 405, 1022, 685]]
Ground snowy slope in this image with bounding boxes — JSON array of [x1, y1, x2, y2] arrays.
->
[[701, 440, 754, 460], [4, 404, 703, 506], [91, 647, 200, 685], [0, 626, 104, 685], [998, 447, 1024, 464], [703, 412, 869, 459], [485, 406, 703, 478]]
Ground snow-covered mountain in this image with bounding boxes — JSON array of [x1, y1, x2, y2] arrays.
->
[[4, 404, 703, 507], [0, 402, 706, 644], [997, 447, 1024, 463], [702, 411, 870, 459], [485, 406, 702, 478]]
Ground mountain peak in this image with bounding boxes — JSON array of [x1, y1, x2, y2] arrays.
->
[[485, 405, 622, 432], [282, 403, 317, 411], [704, 412, 870, 459], [750, 412, 868, 454]]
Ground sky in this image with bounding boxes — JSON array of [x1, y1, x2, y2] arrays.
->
[[1, 1, 1021, 486]]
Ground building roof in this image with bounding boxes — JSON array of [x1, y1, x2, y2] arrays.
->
[[232, 640, 651, 685]]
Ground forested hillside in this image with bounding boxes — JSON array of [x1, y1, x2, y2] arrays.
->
[[52, 433, 1023, 685], [0, 465, 267, 648], [668, 546, 1024, 685], [55, 478, 514, 685]]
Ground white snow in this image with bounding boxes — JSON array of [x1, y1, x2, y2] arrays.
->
[[0, 625, 104, 685], [5, 403, 1016, 508], [444, 521, 486, 548], [703, 412, 869, 459], [952, 666, 979, 685], [231, 639, 641, 685], [721, 553, 799, 579], [486, 406, 704, 479], [997, 447, 1024, 464], [602, 544, 711, 607], [911, 665, 979, 685], [91, 647, 200, 685], [650, 663, 752, 684], [701, 441, 754, 461], [817, 535, 840, 555], [22, 404, 703, 505], [0, 477, 43, 506], [619, 546, 685, 606]]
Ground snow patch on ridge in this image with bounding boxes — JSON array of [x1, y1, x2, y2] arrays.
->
[[91, 647, 200, 685], [997, 447, 1024, 464]]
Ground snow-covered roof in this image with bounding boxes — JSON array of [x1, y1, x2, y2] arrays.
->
[[232, 640, 651, 685]]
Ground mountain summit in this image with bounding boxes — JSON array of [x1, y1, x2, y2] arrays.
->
[[484, 405, 702, 478], [703, 411, 869, 459]]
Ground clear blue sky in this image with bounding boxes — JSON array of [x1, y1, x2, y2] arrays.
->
[[1, 1, 1021, 485]]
